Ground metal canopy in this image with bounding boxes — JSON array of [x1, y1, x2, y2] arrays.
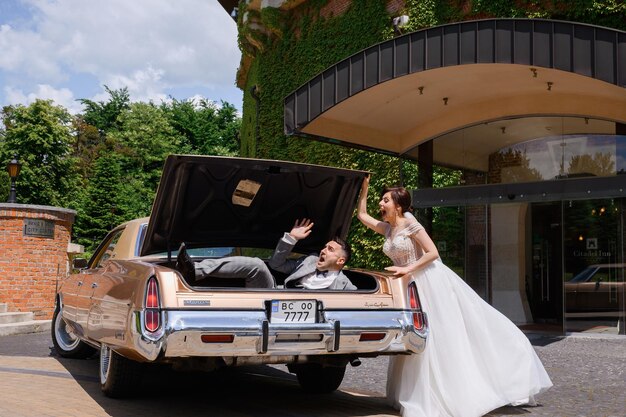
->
[[284, 19, 626, 156]]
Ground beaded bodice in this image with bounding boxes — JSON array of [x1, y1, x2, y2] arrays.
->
[[382, 218, 424, 267]]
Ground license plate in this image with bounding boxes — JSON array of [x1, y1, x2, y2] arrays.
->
[[271, 300, 317, 324]]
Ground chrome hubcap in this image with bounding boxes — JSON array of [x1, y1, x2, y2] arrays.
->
[[54, 310, 80, 351], [100, 344, 111, 385]]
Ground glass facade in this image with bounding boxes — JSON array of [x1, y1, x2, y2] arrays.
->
[[431, 205, 489, 302], [524, 198, 625, 334], [424, 117, 626, 334], [563, 198, 624, 334], [494, 134, 626, 183]]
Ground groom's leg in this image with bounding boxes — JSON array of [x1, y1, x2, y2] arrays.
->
[[195, 257, 275, 288]]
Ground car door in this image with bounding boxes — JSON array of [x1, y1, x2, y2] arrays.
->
[[577, 267, 613, 313], [59, 269, 86, 326], [86, 225, 143, 342], [565, 267, 596, 312], [75, 228, 125, 333], [86, 261, 132, 341]]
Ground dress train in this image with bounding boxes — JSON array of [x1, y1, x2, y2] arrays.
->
[[387, 260, 552, 417]]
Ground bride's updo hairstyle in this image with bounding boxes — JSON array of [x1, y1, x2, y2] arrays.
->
[[381, 186, 413, 213]]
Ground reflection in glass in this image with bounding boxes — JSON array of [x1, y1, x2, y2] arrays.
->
[[564, 198, 624, 334], [494, 135, 623, 184], [432, 206, 465, 277], [431, 205, 488, 301]]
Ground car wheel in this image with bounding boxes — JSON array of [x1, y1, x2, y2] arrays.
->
[[51, 303, 96, 359], [293, 363, 346, 393], [99, 344, 142, 398]]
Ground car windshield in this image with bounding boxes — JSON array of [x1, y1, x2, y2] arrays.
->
[[139, 223, 307, 259], [568, 267, 597, 283], [153, 247, 278, 259]]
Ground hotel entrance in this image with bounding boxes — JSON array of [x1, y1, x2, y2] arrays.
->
[[431, 198, 625, 335], [563, 198, 625, 334], [284, 19, 626, 334], [528, 198, 625, 334], [528, 202, 563, 331]]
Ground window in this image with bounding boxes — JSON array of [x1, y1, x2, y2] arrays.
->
[[90, 228, 125, 269]]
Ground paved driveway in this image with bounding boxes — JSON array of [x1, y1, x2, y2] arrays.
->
[[0, 332, 624, 417]]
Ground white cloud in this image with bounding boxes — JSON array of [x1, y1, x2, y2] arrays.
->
[[32, 0, 238, 86], [101, 66, 169, 104], [0, 22, 64, 80], [5, 84, 82, 113], [0, 0, 241, 110]]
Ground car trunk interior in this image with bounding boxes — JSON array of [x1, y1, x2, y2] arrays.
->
[[155, 259, 379, 291]]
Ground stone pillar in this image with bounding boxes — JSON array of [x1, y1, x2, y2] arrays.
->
[[0, 203, 76, 319], [490, 203, 533, 324]]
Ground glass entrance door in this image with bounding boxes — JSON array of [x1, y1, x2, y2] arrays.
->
[[563, 198, 625, 334], [528, 202, 563, 330]]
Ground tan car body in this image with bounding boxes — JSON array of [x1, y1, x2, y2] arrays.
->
[[59, 218, 427, 365], [53, 156, 428, 397]]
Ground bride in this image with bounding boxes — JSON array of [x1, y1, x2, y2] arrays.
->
[[357, 176, 552, 417]]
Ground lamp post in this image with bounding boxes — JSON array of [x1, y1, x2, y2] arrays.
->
[[6, 155, 21, 203]]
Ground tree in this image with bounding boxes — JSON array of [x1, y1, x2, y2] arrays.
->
[[0, 169, 8, 202], [69, 94, 241, 247], [0, 100, 80, 207], [568, 152, 615, 177], [73, 151, 124, 252], [73, 86, 132, 180], [78, 86, 131, 133], [108, 102, 189, 219], [489, 148, 543, 183], [161, 98, 240, 156], [72, 117, 103, 180]]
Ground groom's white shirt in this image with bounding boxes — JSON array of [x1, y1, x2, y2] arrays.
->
[[269, 233, 356, 290]]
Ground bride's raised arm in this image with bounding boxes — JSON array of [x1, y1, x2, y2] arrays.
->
[[357, 175, 387, 235]]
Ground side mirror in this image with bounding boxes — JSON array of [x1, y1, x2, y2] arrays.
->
[[73, 258, 88, 269]]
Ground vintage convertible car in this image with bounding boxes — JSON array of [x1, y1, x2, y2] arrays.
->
[[52, 155, 428, 398]]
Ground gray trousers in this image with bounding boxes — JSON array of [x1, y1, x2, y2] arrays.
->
[[194, 256, 275, 288]]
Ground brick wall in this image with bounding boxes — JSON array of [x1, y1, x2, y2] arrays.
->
[[320, 0, 407, 19], [320, 0, 352, 19], [0, 204, 76, 319], [386, 0, 405, 14]]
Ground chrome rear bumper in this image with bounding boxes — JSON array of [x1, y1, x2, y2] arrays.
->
[[132, 309, 427, 362]]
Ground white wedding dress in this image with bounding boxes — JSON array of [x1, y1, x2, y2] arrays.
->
[[384, 214, 552, 417]]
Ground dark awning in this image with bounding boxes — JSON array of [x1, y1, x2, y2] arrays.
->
[[284, 19, 626, 157]]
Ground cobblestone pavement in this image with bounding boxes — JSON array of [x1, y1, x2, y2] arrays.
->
[[342, 333, 626, 417], [0, 332, 624, 417]]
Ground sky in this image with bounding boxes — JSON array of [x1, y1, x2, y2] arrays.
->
[[0, 0, 242, 114]]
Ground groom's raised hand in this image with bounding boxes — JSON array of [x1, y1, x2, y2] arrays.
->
[[289, 218, 314, 241]]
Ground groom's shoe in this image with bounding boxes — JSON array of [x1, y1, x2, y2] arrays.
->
[[176, 242, 195, 282]]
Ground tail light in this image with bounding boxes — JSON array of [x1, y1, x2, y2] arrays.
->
[[144, 277, 160, 333], [408, 282, 425, 331]]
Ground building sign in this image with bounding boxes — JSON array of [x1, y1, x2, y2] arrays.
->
[[23, 219, 55, 238], [586, 238, 598, 250]]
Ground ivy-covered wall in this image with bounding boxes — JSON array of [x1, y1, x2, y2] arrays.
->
[[236, 0, 626, 270]]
